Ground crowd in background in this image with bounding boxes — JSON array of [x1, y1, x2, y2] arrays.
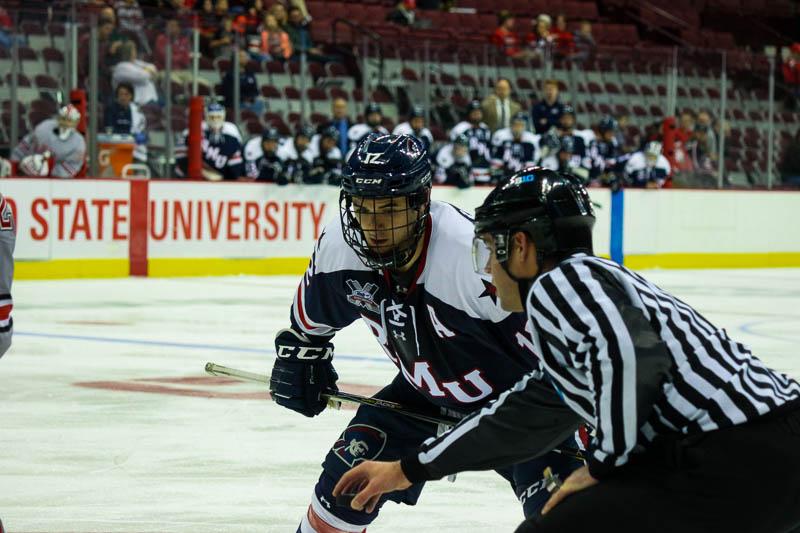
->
[[1, 0, 799, 187]]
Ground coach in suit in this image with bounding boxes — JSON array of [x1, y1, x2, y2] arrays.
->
[[481, 78, 522, 132]]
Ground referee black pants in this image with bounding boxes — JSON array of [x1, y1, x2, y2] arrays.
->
[[516, 404, 800, 533]]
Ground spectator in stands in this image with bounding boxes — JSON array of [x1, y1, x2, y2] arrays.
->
[[112, 41, 160, 106], [782, 43, 800, 106], [215, 0, 231, 18], [552, 14, 574, 59], [481, 78, 521, 132], [234, 0, 265, 33], [573, 20, 596, 63], [0, 7, 26, 51], [286, 5, 325, 60], [531, 79, 565, 134], [676, 109, 695, 144], [685, 124, 716, 185], [696, 109, 717, 159], [210, 15, 236, 59], [321, 98, 352, 156], [528, 14, 554, 57], [779, 129, 800, 187], [269, 2, 289, 29], [222, 49, 264, 115], [257, 13, 292, 61], [104, 82, 148, 163], [113, 0, 148, 53], [155, 18, 198, 86], [491, 10, 522, 58], [387, 1, 416, 26], [80, 15, 125, 82]]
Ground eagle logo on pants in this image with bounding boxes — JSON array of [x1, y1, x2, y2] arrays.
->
[[333, 424, 387, 467]]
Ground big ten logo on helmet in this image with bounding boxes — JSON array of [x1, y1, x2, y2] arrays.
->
[[345, 279, 380, 313], [333, 424, 387, 467]]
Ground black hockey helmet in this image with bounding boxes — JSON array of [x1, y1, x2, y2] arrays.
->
[[467, 99, 482, 111], [511, 111, 529, 125], [320, 125, 340, 142], [453, 133, 469, 147], [365, 102, 383, 116], [262, 127, 281, 141], [340, 133, 432, 270], [295, 124, 315, 140], [409, 105, 425, 119], [561, 104, 575, 116], [473, 167, 594, 276], [598, 115, 618, 133], [559, 134, 576, 153]]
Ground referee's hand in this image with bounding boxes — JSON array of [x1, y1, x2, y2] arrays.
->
[[541, 465, 599, 515], [333, 460, 412, 513]]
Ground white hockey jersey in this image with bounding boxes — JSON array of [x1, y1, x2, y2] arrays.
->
[[0, 193, 14, 357], [11, 119, 86, 178]]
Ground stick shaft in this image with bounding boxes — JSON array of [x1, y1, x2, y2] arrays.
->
[[205, 362, 457, 426], [204, 362, 586, 462]]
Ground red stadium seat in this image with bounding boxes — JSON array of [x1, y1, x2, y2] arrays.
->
[[261, 85, 281, 98], [34, 74, 59, 90]]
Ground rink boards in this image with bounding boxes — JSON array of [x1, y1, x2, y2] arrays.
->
[[1, 178, 798, 279]]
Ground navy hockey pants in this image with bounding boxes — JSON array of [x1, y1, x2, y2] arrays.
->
[[311, 374, 582, 529]]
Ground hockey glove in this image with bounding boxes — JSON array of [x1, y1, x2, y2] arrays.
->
[[269, 327, 338, 417]]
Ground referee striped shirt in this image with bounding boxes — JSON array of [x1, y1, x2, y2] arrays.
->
[[528, 253, 800, 478]]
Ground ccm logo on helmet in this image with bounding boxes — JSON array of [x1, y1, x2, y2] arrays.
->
[[355, 178, 382, 184]]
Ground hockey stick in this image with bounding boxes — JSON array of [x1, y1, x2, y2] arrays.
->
[[205, 362, 461, 426], [205, 362, 586, 462]]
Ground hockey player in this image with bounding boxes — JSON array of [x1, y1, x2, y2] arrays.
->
[[624, 141, 671, 188], [0, 193, 14, 357], [449, 100, 493, 184], [347, 103, 389, 155], [306, 127, 343, 185], [433, 134, 473, 188], [175, 103, 244, 181], [392, 105, 433, 152], [243, 127, 287, 183], [269, 134, 581, 532], [590, 116, 629, 188], [539, 135, 590, 183], [334, 168, 800, 533], [491, 112, 539, 177], [5, 105, 85, 178], [279, 125, 315, 184]]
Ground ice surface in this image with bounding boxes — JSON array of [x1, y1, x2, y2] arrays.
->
[[1, 269, 799, 532]]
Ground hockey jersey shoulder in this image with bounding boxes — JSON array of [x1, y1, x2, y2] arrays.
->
[[244, 137, 262, 162], [420, 201, 510, 323], [312, 214, 373, 275]]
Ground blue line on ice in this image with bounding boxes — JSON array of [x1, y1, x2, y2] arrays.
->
[[15, 331, 390, 364]]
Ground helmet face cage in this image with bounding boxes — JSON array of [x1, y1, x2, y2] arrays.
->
[[340, 187, 431, 270]]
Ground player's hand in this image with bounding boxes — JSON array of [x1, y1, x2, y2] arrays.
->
[[333, 460, 411, 514], [269, 328, 337, 417], [541, 464, 598, 516]]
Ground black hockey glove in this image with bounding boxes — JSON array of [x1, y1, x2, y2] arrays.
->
[[269, 328, 338, 417]]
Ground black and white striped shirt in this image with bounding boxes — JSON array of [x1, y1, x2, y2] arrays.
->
[[400, 253, 800, 483], [529, 253, 800, 478]]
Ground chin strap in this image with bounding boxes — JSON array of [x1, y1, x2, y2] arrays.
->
[[499, 249, 547, 309]]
